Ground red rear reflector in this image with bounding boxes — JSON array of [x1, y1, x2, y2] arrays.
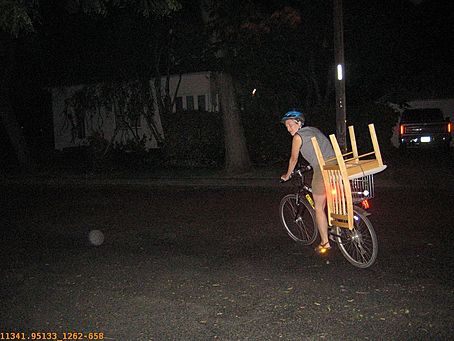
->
[[361, 199, 370, 209]]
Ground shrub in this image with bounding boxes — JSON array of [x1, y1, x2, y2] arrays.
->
[[241, 109, 290, 166], [160, 110, 225, 168]]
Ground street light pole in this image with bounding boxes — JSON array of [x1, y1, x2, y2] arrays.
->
[[333, 0, 347, 151]]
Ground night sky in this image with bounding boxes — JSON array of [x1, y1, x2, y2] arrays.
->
[[27, 0, 454, 96]]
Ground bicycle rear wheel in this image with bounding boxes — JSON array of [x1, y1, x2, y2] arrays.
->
[[279, 194, 318, 245], [334, 207, 378, 268]]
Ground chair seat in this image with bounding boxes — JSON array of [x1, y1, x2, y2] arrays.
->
[[323, 161, 387, 179], [345, 160, 387, 180]]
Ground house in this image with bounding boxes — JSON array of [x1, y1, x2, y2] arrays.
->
[[51, 71, 218, 151]]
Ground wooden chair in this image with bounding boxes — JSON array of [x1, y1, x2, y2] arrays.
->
[[311, 124, 387, 230]]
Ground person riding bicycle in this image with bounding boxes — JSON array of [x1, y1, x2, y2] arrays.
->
[[280, 110, 335, 254]]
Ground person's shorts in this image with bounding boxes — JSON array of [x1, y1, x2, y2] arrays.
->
[[311, 167, 326, 196]]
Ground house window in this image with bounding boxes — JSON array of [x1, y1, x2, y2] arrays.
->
[[175, 96, 183, 112], [197, 95, 206, 111], [186, 96, 194, 111]]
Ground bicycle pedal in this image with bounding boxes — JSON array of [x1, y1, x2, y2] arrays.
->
[[328, 229, 336, 241]]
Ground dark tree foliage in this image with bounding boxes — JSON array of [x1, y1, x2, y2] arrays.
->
[[38, 1, 207, 86]]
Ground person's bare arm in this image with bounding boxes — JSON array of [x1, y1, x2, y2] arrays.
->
[[281, 134, 302, 181]]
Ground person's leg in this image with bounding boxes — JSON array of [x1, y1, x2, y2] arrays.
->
[[313, 192, 330, 248], [311, 168, 330, 249]]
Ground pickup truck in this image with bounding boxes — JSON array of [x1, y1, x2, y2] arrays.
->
[[399, 108, 452, 149]]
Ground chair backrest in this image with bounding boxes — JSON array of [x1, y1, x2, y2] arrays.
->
[[311, 135, 354, 229], [311, 123, 386, 230]]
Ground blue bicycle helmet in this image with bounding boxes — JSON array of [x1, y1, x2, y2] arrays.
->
[[281, 110, 305, 124]]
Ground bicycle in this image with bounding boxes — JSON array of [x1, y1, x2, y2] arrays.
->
[[279, 165, 378, 268]]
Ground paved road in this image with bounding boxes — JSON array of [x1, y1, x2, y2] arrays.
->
[[1, 182, 453, 340]]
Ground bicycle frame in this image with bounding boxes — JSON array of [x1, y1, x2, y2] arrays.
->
[[293, 169, 314, 207]]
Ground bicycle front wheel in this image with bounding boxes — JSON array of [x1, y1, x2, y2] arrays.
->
[[279, 194, 318, 245], [334, 207, 378, 268]]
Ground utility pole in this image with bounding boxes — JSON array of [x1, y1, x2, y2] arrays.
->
[[333, 0, 347, 151]]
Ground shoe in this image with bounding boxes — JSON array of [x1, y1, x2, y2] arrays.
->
[[315, 242, 331, 255]]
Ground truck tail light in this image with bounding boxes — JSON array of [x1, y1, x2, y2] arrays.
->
[[448, 122, 452, 134], [399, 124, 405, 135]]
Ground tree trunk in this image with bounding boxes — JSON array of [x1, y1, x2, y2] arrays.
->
[[0, 37, 35, 172], [0, 98, 36, 172], [200, 1, 251, 174], [213, 72, 251, 174]]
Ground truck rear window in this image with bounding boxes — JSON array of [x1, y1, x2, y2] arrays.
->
[[401, 108, 444, 123]]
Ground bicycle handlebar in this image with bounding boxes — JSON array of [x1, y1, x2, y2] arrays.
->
[[280, 165, 312, 183], [299, 165, 312, 172]]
